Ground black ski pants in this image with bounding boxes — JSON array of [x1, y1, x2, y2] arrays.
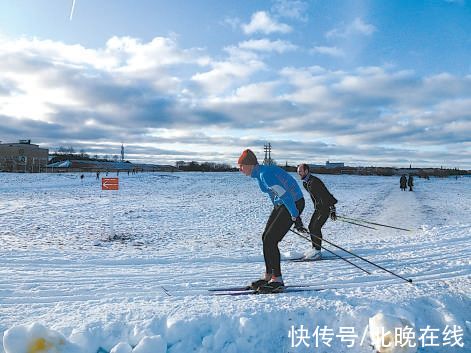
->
[[308, 207, 330, 250], [262, 198, 305, 277]]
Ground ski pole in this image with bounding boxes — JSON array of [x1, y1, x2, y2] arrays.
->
[[160, 286, 171, 297], [289, 229, 371, 275], [337, 215, 411, 232], [294, 229, 413, 284], [337, 218, 377, 230]]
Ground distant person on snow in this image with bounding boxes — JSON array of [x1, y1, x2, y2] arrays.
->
[[238, 149, 306, 293], [408, 175, 414, 191], [400, 175, 407, 191], [296, 163, 337, 260]]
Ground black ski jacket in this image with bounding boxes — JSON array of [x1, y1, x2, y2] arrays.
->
[[302, 174, 337, 211], [400, 176, 407, 188]]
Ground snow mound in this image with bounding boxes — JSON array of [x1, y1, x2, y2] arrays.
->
[[369, 312, 416, 353], [109, 342, 132, 353], [132, 336, 166, 353], [3, 323, 77, 353]]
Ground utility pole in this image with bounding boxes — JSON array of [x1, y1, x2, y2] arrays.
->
[[263, 143, 273, 165]]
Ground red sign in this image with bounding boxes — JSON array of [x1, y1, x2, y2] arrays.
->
[[102, 178, 119, 190]]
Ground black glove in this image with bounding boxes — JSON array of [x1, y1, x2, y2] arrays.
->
[[329, 205, 337, 221], [293, 216, 307, 232]]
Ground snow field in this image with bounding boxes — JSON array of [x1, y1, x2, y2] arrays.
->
[[0, 172, 469, 352]]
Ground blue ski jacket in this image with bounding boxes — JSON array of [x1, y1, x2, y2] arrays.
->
[[251, 164, 304, 218]]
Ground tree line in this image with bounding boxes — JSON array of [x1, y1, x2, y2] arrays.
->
[[50, 146, 122, 164], [176, 161, 237, 172]]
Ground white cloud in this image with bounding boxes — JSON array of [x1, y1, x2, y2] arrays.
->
[[350, 18, 376, 35], [279, 67, 334, 106], [277, 66, 471, 149], [238, 39, 297, 53], [230, 81, 280, 102], [105, 36, 210, 75], [326, 18, 376, 38], [191, 51, 265, 95], [272, 0, 309, 21], [311, 46, 345, 57], [242, 11, 292, 35], [0, 34, 212, 123], [222, 17, 241, 30], [0, 33, 469, 167]]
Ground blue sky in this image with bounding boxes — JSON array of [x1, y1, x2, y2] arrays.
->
[[0, 0, 470, 167]]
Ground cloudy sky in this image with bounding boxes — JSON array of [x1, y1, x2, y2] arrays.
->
[[0, 0, 470, 168]]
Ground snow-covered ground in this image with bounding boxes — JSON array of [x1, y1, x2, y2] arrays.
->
[[0, 172, 469, 353]]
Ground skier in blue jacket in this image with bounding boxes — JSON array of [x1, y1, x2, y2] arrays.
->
[[238, 149, 306, 293]]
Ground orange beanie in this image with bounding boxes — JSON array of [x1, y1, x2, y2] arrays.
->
[[238, 149, 258, 165]]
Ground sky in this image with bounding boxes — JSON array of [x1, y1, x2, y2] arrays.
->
[[0, 0, 470, 168]]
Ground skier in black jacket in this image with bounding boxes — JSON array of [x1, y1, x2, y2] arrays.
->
[[400, 175, 407, 191], [297, 163, 337, 260], [407, 175, 414, 191]]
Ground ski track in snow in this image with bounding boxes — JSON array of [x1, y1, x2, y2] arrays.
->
[[0, 172, 470, 353]]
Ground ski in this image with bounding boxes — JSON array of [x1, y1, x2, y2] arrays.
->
[[289, 256, 327, 262], [209, 284, 318, 292], [212, 286, 330, 296], [288, 255, 354, 262], [208, 285, 251, 292]]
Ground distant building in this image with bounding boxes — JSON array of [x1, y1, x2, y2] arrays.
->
[[175, 161, 191, 169], [395, 168, 420, 175], [325, 161, 344, 169], [308, 161, 345, 169], [0, 140, 49, 172]]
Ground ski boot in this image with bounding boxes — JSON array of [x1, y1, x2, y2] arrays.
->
[[249, 279, 269, 290], [257, 277, 285, 294], [303, 249, 322, 261]]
